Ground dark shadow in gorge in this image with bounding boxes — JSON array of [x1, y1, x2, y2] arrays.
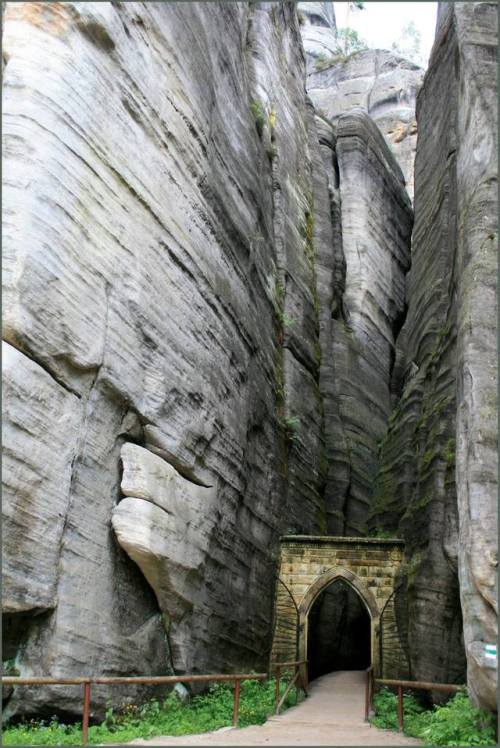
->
[[307, 579, 371, 681]]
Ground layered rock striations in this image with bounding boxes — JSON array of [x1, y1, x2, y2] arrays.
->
[[297, 1, 337, 67], [306, 49, 424, 200], [370, 2, 497, 710], [311, 110, 413, 535], [2, 0, 496, 721], [2, 0, 326, 717]]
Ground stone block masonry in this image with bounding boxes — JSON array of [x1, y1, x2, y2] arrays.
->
[[271, 536, 406, 679]]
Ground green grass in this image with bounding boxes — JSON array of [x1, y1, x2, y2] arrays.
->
[[3, 678, 301, 745], [371, 687, 497, 746]]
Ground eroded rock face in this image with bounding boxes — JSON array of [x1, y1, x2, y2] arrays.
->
[[312, 109, 413, 535], [112, 444, 219, 673], [3, 0, 495, 719], [451, 1, 498, 712], [370, 1, 497, 710], [306, 50, 423, 200], [2, 342, 82, 614], [297, 2, 337, 66], [2, 0, 327, 717]]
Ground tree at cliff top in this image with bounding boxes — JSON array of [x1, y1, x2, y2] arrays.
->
[[391, 21, 426, 68], [335, 27, 368, 57]]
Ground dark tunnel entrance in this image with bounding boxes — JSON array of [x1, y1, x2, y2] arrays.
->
[[307, 578, 371, 681]]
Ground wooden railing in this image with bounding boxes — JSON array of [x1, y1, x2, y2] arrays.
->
[[364, 665, 374, 721], [373, 677, 465, 731], [3, 663, 309, 743], [2, 673, 267, 743], [270, 660, 308, 714]]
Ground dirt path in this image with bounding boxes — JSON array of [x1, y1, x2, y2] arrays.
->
[[130, 671, 422, 746]]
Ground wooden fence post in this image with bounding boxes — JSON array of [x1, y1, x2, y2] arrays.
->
[[232, 679, 241, 726], [82, 681, 91, 744], [397, 684, 404, 732]]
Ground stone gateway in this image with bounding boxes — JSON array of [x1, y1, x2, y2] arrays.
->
[[271, 536, 408, 680]]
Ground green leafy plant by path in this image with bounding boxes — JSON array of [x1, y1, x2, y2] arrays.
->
[[3, 678, 301, 746], [371, 687, 497, 746]]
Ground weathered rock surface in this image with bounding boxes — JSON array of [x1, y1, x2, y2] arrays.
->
[[312, 109, 413, 535], [297, 2, 337, 66], [1, 0, 327, 718], [2, 0, 496, 721], [370, 1, 497, 710], [306, 50, 424, 200], [2, 342, 82, 614], [451, 1, 498, 712], [112, 444, 219, 673]]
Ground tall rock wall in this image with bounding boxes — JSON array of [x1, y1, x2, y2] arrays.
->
[[2, 0, 327, 718], [311, 110, 413, 535], [306, 50, 423, 200], [2, 0, 496, 721], [370, 1, 497, 710], [297, 1, 337, 66]]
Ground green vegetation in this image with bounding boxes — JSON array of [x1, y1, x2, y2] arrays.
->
[[391, 21, 425, 68], [371, 687, 426, 732], [368, 529, 395, 540], [268, 106, 277, 136], [402, 549, 425, 589], [3, 678, 300, 746], [272, 278, 296, 343], [2, 659, 20, 676], [279, 415, 301, 445], [250, 99, 265, 137], [336, 27, 368, 57], [314, 52, 329, 71], [371, 688, 497, 746], [443, 437, 456, 468], [303, 210, 315, 264], [266, 144, 277, 161]]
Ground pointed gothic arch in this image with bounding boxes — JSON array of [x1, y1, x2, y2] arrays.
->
[[297, 566, 381, 675], [270, 536, 405, 679]]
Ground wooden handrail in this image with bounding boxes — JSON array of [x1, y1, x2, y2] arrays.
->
[[3, 671, 270, 743], [2, 673, 268, 686], [375, 678, 463, 693], [275, 669, 300, 714], [374, 678, 465, 732], [273, 660, 308, 714]]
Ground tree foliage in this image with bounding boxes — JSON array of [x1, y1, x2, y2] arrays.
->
[[335, 27, 368, 57], [391, 21, 425, 67]]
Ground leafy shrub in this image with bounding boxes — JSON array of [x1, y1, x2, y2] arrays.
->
[[371, 687, 497, 746], [371, 687, 425, 732], [3, 678, 300, 745], [279, 415, 301, 445]]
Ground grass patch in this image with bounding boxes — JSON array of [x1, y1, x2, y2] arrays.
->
[[3, 678, 300, 746], [371, 687, 497, 746]]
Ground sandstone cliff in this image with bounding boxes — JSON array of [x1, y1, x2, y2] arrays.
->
[[297, 1, 337, 65], [370, 1, 498, 711], [313, 109, 413, 535], [2, 0, 327, 717], [307, 49, 423, 201], [1, 0, 497, 721]]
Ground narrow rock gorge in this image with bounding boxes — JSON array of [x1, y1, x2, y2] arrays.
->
[[2, 0, 497, 720]]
